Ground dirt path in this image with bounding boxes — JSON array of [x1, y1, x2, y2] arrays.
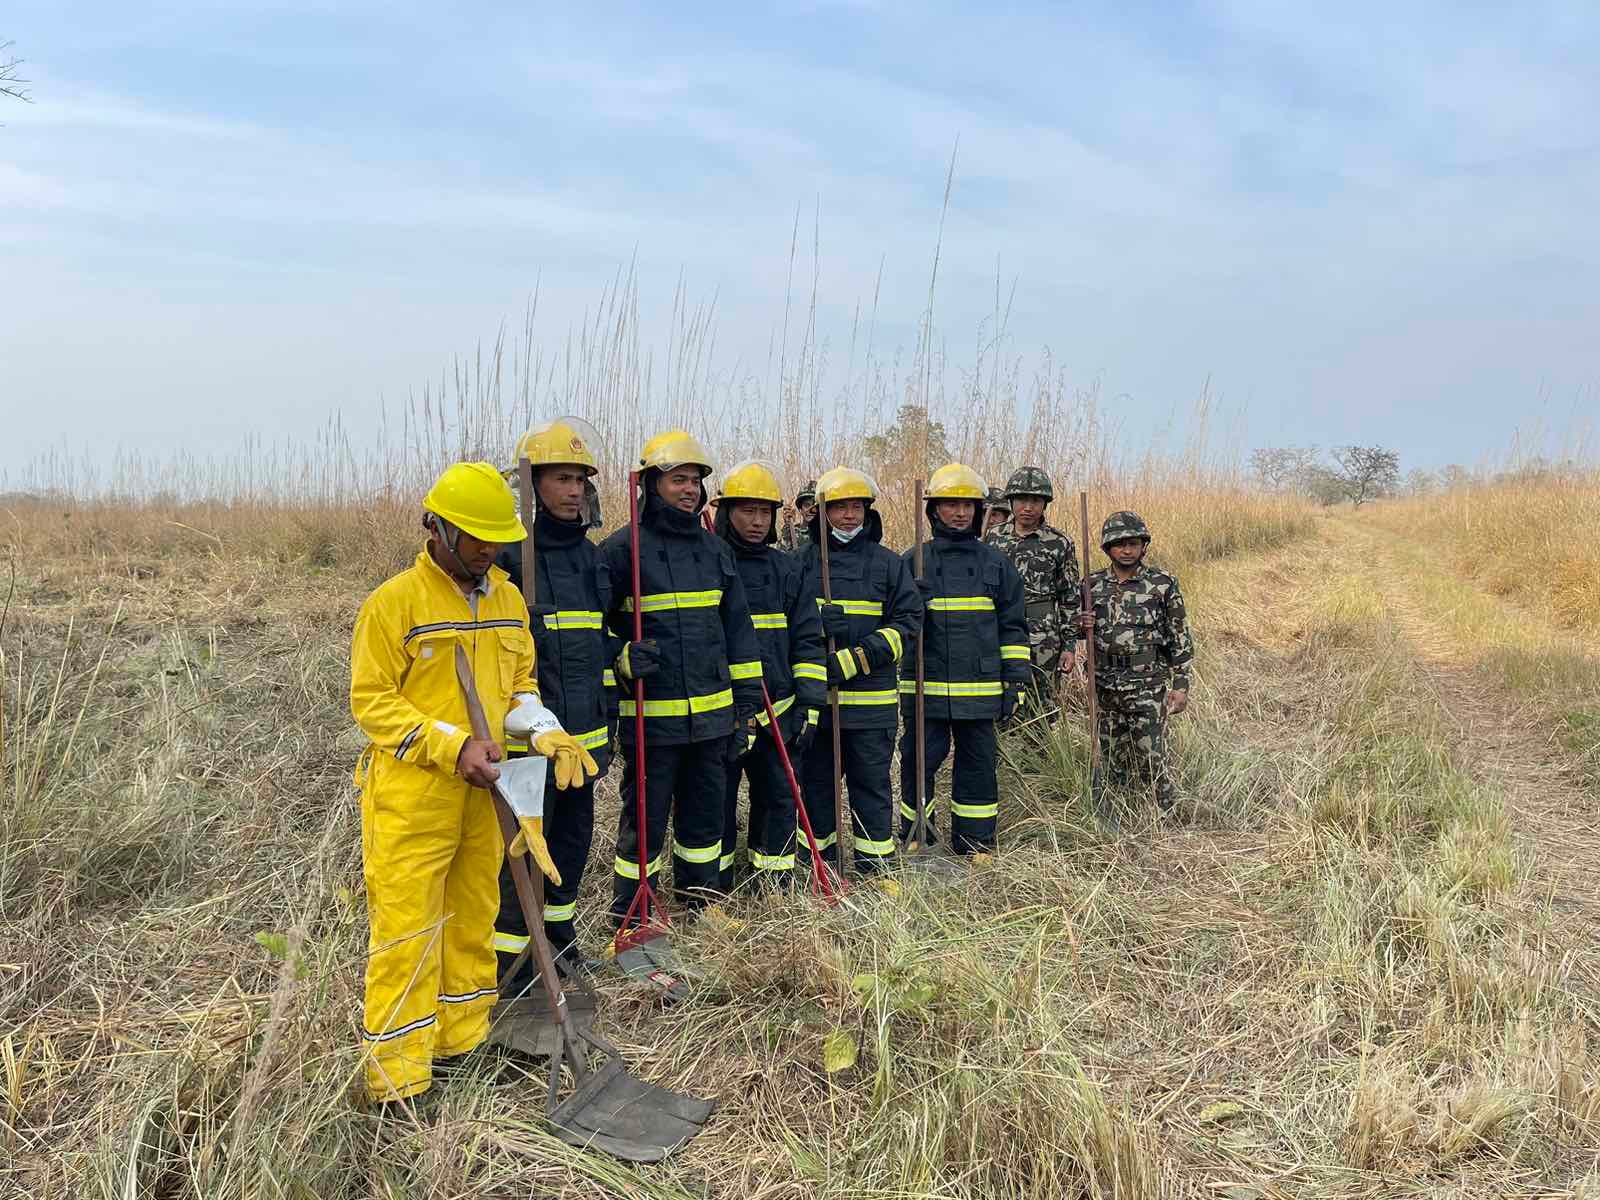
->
[[1331, 514, 1600, 942]]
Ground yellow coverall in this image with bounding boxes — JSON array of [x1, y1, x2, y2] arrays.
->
[[350, 547, 535, 1101]]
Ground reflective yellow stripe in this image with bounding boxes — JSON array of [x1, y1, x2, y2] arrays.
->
[[818, 598, 883, 617], [623, 589, 723, 613], [951, 800, 999, 819], [729, 660, 763, 680], [614, 849, 668, 880], [899, 801, 919, 820], [719, 852, 737, 871], [544, 901, 576, 922], [807, 830, 837, 852], [837, 689, 899, 706], [751, 612, 788, 629], [756, 692, 795, 726], [880, 627, 903, 661], [506, 738, 530, 752], [1000, 645, 1030, 661], [899, 680, 1004, 697], [928, 596, 995, 612], [673, 840, 723, 865], [545, 610, 603, 630], [855, 835, 895, 857], [619, 688, 734, 717], [493, 932, 529, 953], [793, 662, 827, 681], [602, 669, 617, 687], [751, 851, 796, 871], [575, 725, 610, 750]]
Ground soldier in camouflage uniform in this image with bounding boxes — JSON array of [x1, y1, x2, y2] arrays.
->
[[1074, 511, 1192, 812], [983, 467, 1079, 694], [982, 487, 1012, 537], [778, 480, 817, 555]]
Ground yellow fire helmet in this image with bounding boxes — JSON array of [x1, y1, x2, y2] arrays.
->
[[925, 462, 988, 501], [423, 461, 528, 543], [814, 466, 879, 505], [720, 459, 784, 504], [638, 429, 714, 478], [509, 416, 600, 476]]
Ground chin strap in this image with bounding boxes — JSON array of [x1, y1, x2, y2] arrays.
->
[[427, 514, 487, 589]]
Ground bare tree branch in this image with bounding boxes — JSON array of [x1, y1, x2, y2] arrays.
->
[[2, 41, 33, 104]]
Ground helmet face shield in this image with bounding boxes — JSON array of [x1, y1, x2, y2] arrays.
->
[[639, 429, 714, 477], [509, 415, 602, 476]]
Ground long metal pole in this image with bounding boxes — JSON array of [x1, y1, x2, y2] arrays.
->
[[818, 506, 849, 882], [1078, 492, 1099, 811], [911, 480, 928, 849], [759, 681, 836, 901]]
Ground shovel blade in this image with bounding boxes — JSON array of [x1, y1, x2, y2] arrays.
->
[[486, 990, 597, 1060], [614, 937, 692, 1004], [550, 1058, 715, 1163]]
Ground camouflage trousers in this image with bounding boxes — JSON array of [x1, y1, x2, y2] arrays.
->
[[1093, 682, 1175, 809]]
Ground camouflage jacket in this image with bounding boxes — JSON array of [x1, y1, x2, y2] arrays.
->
[[776, 519, 812, 556], [984, 520, 1079, 667], [1084, 562, 1193, 691]]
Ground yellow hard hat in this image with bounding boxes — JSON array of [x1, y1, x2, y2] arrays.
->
[[638, 429, 713, 477], [423, 462, 528, 543], [510, 417, 598, 475], [720, 459, 783, 503], [925, 463, 987, 501], [815, 466, 878, 504]]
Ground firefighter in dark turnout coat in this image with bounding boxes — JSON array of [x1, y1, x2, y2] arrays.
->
[[900, 464, 1029, 853], [714, 461, 827, 888], [601, 430, 765, 915], [491, 420, 618, 979], [796, 467, 922, 875]]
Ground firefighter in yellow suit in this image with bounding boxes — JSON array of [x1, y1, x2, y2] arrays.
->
[[351, 462, 597, 1105]]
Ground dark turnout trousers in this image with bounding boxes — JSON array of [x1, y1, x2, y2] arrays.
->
[[799, 728, 895, 875], [722, 732, 800, 890], [494, 768, 595, 988], [611, 739, 728, 919], [897, 716, 999, 853]]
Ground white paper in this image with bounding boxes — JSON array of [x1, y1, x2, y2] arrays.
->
[[496, 756, 548, 819]]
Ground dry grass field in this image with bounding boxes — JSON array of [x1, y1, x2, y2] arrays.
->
[[3, 422, 1599, 1198]]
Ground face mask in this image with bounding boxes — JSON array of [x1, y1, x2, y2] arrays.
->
[[831, 523, 864, 544]]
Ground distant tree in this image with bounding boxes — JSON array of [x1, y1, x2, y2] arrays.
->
[[1, 41, 30, 104], [1441, 464, 1473, 491], [1298, 464, 1348, 506], [863, 404, 950, 479], [1404, 468, 1438, 497], [1249, 446, 1320, 493], [1330, 445, 1400, 507]]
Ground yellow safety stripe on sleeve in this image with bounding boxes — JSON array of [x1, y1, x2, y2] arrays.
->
[[544, 901, 576, 922], [879, 627, 903, 661], [793, 662, 827, 682], [751, 612, 789, 629], [817, 597, 883, 617], [575, 725, 610, 750], [927, 596, 996, 612], [603, 669, 617, 687], [729, 660, 764, 680], [544, 610, 604, 630], [719, 851, 737, 871], [622, 589, 723, 613], [897, 680, 1004, 697], [751, 851, 796, 871], [619, 688, 734, 717], [756, 692, 795, 726], [673, 839, 723, 865], [614, 849, 668, 880], [493, 932, 529, 954], [837, 689, 900, 706], [854, 835, 896, 857], [1001, 644, 1030, 661], [951, 800, 1000, 819]]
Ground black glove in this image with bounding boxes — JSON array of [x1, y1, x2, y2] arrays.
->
[[819, 601, 852, 641], [1000, 685, 1026, 724], [617, 639, 661, 681], [526, 602, 557, 635], [727, 723, 755, 766], [826, 646, 862, 689], [788, 708, 819, 756]]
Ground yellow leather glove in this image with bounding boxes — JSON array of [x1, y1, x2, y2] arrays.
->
[[508, 815, 562, 885], [534, 729, 600, 790]]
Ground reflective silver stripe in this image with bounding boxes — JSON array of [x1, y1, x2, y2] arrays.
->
[[403, 618, 525, 644], [756, 692, 795, 726], [951, 800, 999, 819], [395, 723, 423, 759], [544, 610, 603, 630], [928, 596, 996, 612], [438, 987, 498, 1004], [837, 689, 898, 706], [493, 932, 529, 953], [750, 851, 795, 870], [719, 852, 737, 871], [674, 840, 723, 864], [545, 901, 576, 922], [751, 612, 789, 629], [362, 1013, 436, 1043], [729, 660, 763, 680]]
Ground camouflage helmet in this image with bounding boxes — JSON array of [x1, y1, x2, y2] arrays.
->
[[1100, 510, 1151, 548], [795, 479, 818, 504], [986, 486, 1011, 512], [1003, 466, 1054, 502]]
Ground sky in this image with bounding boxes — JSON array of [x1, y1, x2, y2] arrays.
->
[[3, 1, 1597, 483]]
